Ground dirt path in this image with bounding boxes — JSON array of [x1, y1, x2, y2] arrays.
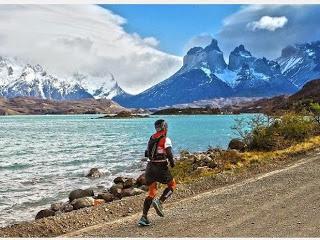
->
[[62, 150, 320, 238]]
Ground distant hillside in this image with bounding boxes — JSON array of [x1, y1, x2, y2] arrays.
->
[[234, 79, 320, 113], [0, 97, 127, 115]]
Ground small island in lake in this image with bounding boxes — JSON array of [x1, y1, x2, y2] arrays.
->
[[152, 107, 222, 115], [98, 111, 149, 119]]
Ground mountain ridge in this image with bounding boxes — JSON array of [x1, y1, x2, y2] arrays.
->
[[0, 56, 131, 101], [115, 39, 318, 108]]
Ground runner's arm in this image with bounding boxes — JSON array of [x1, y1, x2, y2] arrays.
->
[[166, 147, 175, 168]]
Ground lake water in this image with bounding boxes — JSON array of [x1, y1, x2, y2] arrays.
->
[[0, 114, 255, 227]]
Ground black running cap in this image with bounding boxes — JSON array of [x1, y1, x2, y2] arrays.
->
[[154, 119, 168, 131]]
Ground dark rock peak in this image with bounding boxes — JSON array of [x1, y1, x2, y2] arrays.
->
[[204, 39, 221, 52], [187, 46, 203, 55], [281, 45, 298, 58], [231, 44, 251, 55]]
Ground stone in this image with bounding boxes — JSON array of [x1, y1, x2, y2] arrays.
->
[[113, 176, 126, 184], [228, 138, 246, 152], [94, 199, 105, 206], [138, 185, 149, 191], [207, 161, 218, 169], [132, 188, 145, 195], [61, 203, 74, 212], [69, 188, 94, 202], [109, 184, 123, 198], [123, 178, 136, 189], [203, 156, 212, 164], [50, 202, 63, 212], [86, 168, 103, 178], [121, 187, 145, 198], [128, 207, 133, 213], [71, 197, 95, 210], [136, 173, 146, 186], [35, 209, 55, 220], [120, 188, 134, 198], [97, 192, 114, 203]]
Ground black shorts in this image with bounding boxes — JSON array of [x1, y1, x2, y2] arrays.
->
[[145, 162, 173, 186]]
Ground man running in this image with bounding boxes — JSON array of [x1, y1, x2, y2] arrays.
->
[[138, 119, 176, 226]]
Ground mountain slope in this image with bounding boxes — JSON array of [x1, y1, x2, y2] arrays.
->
[[115, 39, 298, 108], [234, 79, 320, 113], [0, 56, 129, 101], [276, 41, 320, 88]]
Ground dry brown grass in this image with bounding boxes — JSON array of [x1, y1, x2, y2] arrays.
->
[[172, 136, 320, 184]]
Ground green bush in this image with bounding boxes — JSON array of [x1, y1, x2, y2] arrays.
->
[[234, 112, 317, 151]]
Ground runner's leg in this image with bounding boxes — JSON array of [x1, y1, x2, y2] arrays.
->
[[159, 179, 176, 203], [143, 182, 157, 216]]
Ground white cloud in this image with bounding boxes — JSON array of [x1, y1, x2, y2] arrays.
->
[[0, 5, 182, 94], [247, 16, 288, 31], [217, 5, 320, 60], [183, 33, 213, 54]]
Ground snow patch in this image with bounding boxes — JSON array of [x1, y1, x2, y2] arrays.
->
[[200, 67, 211, 78], [215, 69, 237, 87]]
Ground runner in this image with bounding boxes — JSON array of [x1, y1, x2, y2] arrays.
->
[[138, 119, 176, 226]]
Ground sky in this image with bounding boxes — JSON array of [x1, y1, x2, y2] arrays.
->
[[0, 4, 320, 94], [103, 4, 241, 56]]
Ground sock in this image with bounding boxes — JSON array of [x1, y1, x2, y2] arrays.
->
[[159, 187, 173, 203], [143, 197, 153, 216]]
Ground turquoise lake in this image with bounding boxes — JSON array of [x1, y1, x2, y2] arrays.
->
[[0, 114, 255, 227]]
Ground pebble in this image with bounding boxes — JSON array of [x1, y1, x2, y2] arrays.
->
[[128, 207, 133, 213], [298, 221, 301, 224], [104, 208, 110, 212]]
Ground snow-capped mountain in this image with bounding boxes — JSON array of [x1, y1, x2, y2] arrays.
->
[[0, 56, 128, 101], [70, 72, 129, 100], [114, 40, 234, 108], [115, 39, 299, 108], [276, 41, 320, 88]]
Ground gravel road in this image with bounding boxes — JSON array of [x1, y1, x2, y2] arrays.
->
[[63, 150, 320, 237]]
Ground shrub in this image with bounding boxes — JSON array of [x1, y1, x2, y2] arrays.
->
[[233, 112, 317, 151], [310, 102, 320, 127]]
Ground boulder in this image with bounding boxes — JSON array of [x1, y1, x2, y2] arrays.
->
[[69, 188, 94, 202], [97, 192, 114, 203], [113, 176, 126, 184], [138, 185, 149, 191], [228, 138, 246, 152], [203, 156, 212, 164], [61, 203, 74, 212], [35, 209, 55, 220], [136, 173, 146, 186], [86, 168, 103, 178], [71, 197, 95, 210], [121, 188, 145, 198], [109, 184, 123, 198], [123, 178, 136, 189], [195, 166, 210, 174], [50, 202, 63, 212], [94, 199, 105, 206], [207, 161, 218, 169]]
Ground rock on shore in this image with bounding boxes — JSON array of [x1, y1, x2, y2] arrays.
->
[[34, 171, 149, 221]]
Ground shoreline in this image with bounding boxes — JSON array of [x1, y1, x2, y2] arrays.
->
[[1, 138, 319, 237]]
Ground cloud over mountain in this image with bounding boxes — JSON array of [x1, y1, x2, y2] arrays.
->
[[246, 16, 288, 31], [216, 5, 320, 60], [0, 5, 182, 94]]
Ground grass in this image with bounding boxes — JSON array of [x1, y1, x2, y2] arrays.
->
[[172, 135, 320, 184]]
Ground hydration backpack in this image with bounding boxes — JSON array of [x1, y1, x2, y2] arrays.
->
[[146, 135, 165, 160]]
